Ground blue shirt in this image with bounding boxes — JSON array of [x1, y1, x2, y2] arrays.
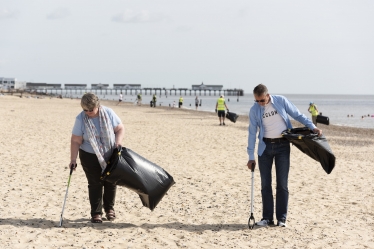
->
[[72, 106, 121, 154], [247, 95, 316, 160]]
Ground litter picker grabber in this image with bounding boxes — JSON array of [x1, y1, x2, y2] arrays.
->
[[59, 164, 76, 227], [248, 163, 255, 229]]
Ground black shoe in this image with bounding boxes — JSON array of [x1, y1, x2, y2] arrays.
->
[[219, 123, 222, 126], [223, 122, 226, 125]]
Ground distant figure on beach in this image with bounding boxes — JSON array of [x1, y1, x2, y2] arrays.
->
[[173, 101, 176, 108], [69, 93, 125, 223], [152, 94, 157, 108], [117, 93, 123, 105], [137, 93, 142, 106], [247, 84, 322, 228], [195, 96, 199, 110], [215, 95, 229, 126], [179, 96, 183, 108], [308, 102, 319, 126]]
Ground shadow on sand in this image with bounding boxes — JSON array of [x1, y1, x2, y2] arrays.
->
[[0, 218, 259, 231]]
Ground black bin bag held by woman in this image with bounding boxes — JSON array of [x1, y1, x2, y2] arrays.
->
[[101, 147, 175, 211]]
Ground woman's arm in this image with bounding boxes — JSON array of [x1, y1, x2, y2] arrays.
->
[[70, 134, 83, 169], [113, 123, 125, 148]]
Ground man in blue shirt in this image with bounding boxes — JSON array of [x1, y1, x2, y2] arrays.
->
[[247, 84, 322, 227]]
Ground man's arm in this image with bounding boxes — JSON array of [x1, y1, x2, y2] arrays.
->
[[247, 110, 257, 160], [283, 98, 322, 136]]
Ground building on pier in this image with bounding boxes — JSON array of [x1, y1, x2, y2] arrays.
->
[[192, 82, 223, 90], [65, 84, 87, 89], [26, 82, 62, 90], [92, 83, 109, 89], [113, 84, 141, 90]]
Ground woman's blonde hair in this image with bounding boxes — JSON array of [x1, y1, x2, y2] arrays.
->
[[81, 93, 100, 110]]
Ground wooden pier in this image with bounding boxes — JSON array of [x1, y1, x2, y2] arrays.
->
[[35, 87, 244, 97]]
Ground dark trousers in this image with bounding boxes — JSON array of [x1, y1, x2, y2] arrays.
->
[[79, 149, 117, 216], [258, 140, 290, 221]]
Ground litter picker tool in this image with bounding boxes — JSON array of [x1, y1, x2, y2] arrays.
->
[[248, 163, 255, 229], [59, 164, 76, 227]]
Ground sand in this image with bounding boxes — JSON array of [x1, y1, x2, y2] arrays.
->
[[0, 95, 373, 249]]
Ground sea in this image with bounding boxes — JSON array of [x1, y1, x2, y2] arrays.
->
[[55, 91, 374, 129]]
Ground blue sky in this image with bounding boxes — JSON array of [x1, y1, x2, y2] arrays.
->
[[1, 0, 373, 94]]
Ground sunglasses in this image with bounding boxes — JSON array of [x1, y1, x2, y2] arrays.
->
[[83, 108, 94, 112], [254, 99, 266, 103]]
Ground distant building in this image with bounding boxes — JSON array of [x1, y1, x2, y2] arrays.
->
[[15, 81, 27, 90], [113, 84, 141, 89], [91, 83, 109, 89], [26, 82, 62, 90], [192, 82, 223, 90], [65, 84, 87, 89], [0, 77, 16, 90]]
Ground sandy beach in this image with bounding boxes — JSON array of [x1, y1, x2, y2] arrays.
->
[[0, 94, 373, 249]]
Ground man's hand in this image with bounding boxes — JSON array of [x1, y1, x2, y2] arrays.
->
[[313, 128, 322, 136], [247, 160, 256, 170]]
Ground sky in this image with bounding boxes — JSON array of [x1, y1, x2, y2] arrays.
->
[[1, 0, 373, 95]]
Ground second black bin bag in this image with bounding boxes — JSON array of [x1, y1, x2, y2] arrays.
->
[[226, 111, 239, 123], [101, 147, 175, 211]]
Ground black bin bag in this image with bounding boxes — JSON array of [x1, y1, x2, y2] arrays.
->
[[281, 127, 335, 174], [316, 115, 329, 125], [226, 111, 239, 123], [101, 147, 175, 211]]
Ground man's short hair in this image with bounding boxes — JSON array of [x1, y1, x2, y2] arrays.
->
[[253, 84, 268, 96]]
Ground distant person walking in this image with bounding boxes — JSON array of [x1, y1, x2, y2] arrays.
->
[[215, 95, 229, 126], [308, 102, 319, 126], [152, 94, 157, 108], [179, 96, 184, 108], [137, 93, 142, 106], [116, 93, 123, 105], [195, 96, 199, 110]]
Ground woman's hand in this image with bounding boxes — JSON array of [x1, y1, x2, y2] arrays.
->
[[69, 161, 77, 170]]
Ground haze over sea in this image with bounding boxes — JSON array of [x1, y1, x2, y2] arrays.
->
[[60, 91, 373, 129]]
